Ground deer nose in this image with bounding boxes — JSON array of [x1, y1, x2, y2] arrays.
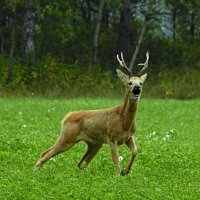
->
[[132, 84, 141, 95], [133, 85, 141, 90]]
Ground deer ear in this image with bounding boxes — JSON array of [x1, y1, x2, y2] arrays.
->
[[140, 73, 147, 82], [116, 69, 129, 84]]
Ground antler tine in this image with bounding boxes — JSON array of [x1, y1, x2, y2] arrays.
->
[[136, 52, 149, 76], [120, 52, 127, 68], [117, 52, 133, 76], [117, 54, 123, 67]]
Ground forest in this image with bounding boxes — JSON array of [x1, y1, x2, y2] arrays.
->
[[0, 0, 200, 98]]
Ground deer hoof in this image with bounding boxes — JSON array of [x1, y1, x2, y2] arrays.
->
[[120, 169, 127, 176], [78, 162, 87, 170]]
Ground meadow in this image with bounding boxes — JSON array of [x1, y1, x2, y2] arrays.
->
[[0, 97, 199, 200]]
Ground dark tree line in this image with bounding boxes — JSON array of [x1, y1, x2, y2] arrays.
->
[[0, 0, 200, 84]]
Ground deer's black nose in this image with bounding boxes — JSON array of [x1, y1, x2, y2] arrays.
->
[[132, 85, 141, 95], [134, 85, 140, 90]]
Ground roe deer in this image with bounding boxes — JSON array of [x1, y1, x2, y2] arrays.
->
[[35, 52, 149, 176]]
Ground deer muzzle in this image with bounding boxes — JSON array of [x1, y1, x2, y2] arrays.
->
[[132, 85, 141, 96]]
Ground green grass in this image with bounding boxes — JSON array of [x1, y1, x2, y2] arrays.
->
[[0, 97, 200, 200]]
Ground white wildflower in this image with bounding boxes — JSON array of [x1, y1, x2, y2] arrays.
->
[[165, 134, 170, 139], [163, 134, 170, 141], [118, 156, 123, 162], [147, 131, 156, 139], [169, 129, 174, 133]]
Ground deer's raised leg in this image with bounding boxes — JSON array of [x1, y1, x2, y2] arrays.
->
[[121, 137, 138, 175], [109, 140, 121, 176], [35, 121, 83, 169], [78, 143, 102, 169], [35, 140, 75, 169]]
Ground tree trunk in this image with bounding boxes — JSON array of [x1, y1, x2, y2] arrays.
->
[[172, 8, 176, 41], [118, 0, 131, 57], [1, 37, 4, 54], [102, 6, 109, 27], [21, 0, 36, 66], [129, 20, 147, 71], [190, 12, 195, 43], [0, 22, 4, 54], [93, 0, 104, 64], [7, 18, 15, 83]]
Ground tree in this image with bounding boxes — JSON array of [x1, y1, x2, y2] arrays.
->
[[93, 0, 105, 64], [118, 0, 131, 57], [129, 18, 147, 70], [21, 0, 36, 66], [0, 1, 18, 83], [7, 17, 15, 83]]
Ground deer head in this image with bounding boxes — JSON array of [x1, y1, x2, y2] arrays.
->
[[116, 52, 149, 101]]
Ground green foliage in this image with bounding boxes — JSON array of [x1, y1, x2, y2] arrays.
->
[[144, 67, 200, 99], [0, 54, 121, 97], [1, 53, 200, 99], [0, 98, 199, 199]]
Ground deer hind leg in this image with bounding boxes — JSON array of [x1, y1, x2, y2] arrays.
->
[[35, 123, 80, 169], [78, 143, 102, 169], [121, 137, 138, 175], [35, 139, 75, 169]]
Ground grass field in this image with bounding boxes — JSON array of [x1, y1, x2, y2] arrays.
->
[[0, 97, 200, 200]]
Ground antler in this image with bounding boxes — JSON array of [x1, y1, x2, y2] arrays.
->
[[117, 52, 133, 77], [136, 52, 149, 76]]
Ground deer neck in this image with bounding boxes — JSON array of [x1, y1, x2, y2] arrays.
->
[[121, 91, 138, 129]]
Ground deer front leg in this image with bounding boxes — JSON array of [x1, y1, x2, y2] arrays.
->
[[78, 143, 102, 169], [109, 140, 121, 176], [121, 137, 138, 175]]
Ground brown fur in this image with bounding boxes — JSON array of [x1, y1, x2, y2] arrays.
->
[[35, 54, 148, 176]]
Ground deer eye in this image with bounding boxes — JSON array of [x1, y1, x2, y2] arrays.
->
[[139, 82, 143, 86], [128, 82, 132, 85]]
